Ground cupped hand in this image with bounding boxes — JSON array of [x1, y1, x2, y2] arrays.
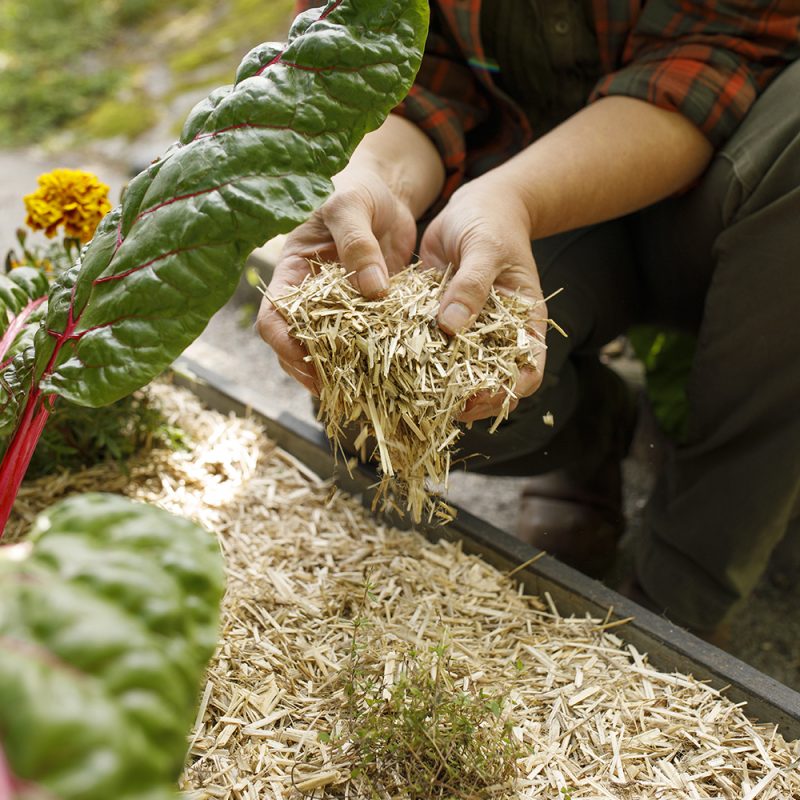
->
[[257, 169, 417, 394], [419, 171, 547, 423]]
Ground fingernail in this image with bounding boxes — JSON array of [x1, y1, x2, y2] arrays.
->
[[440, 301, 472, 333], [358, 265, 389, 297]]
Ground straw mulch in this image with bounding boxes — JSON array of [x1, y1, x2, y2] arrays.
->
[[10, 383, 800, 800], [270, 263, 548, 524]]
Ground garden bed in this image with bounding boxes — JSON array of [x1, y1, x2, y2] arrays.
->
[[9, 378, 800, 799]]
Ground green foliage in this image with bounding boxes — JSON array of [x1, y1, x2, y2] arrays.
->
[[0, 0, 193, 146], [0, 0, 427, 530], [1, 258, 183, 478], [116, 0, 180, 25], [319, 583, 523, 799], [9, 0, 427, 417], [26, 388, 185, 479], [0, 67, 112, 147], [337, 643, 523, 798], [5, 228, 81, 276], [0, 493, 224, 799], [0, 0, 304, 147], [0, 268, 50, 440], [0, 267, 49, 332], [168, 0, 294, 74], [628, 325, 697, 442], [0, 0, 119, 145], [80, 94, 159, 140]]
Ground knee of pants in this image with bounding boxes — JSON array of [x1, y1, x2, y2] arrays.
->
[[713, 60, 800, 222]]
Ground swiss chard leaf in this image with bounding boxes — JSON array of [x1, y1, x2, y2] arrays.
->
[[0, 268, 49, 440], [0, 268, 49, 340], [0, 0, 427, 532], [0, 493, 224, 800], [36, 0, 428, 408]]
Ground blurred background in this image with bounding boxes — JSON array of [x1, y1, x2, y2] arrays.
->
[[0, 0, 294, 154], [0, 0, 294, 248]]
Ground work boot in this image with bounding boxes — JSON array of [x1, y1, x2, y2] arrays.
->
[[516, 456, 624, 576], [515, 360, 638, 577]]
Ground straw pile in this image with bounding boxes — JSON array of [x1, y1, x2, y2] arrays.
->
[[269, 263, 547, 524], [9, 382, 800, 799]]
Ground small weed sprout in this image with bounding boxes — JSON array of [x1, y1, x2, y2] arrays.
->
[[344, 646, 522, 798]]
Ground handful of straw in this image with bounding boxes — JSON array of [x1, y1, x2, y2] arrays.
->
[[270, 263, 548, 523]]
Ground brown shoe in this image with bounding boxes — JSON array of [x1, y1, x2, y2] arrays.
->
[[615, 577, 732, 649], [514, 358, 638, 577], [516, 460, 624, 576]]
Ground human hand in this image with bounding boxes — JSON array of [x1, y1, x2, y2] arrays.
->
[[257, 168, 417, 394], [419, 171, 547, 423]]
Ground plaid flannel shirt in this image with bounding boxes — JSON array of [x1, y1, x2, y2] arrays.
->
[[294, 1, 800, 204]]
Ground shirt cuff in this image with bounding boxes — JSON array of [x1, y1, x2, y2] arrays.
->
[[392, 86, 469, 215], [590, 56, 758, 149]]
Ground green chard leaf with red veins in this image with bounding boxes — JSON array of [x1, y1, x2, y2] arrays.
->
[[0, 493, 224, 800], [0, 268, 49, 439], [37, 0, 427, 408]]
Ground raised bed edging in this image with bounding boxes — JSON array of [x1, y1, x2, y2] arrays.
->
[[172, 355, 800, 739]]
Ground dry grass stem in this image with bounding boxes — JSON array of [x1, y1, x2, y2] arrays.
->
[[8, 382, 800, 799], [270, 263, 546, 524]]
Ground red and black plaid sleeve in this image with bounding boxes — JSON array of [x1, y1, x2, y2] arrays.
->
[[590, 1, 800, 147]]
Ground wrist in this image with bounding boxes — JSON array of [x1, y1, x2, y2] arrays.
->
[[466, 167, 538, 242], [339, 115, 445, 219]]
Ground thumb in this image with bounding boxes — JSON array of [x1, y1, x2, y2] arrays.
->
[[434, 245, 499, 335], [321, 187, 390, 298]]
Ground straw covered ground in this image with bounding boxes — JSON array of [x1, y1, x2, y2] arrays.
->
[[9, 383, 800, 799]]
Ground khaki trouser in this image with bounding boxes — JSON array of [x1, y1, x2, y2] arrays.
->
[[461, 60, 800, 631]]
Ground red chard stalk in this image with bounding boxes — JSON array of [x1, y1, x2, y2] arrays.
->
[[0, 741, 13, 800]]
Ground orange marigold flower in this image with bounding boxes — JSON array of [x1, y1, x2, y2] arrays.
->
[[23, 168, 112, 244]]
